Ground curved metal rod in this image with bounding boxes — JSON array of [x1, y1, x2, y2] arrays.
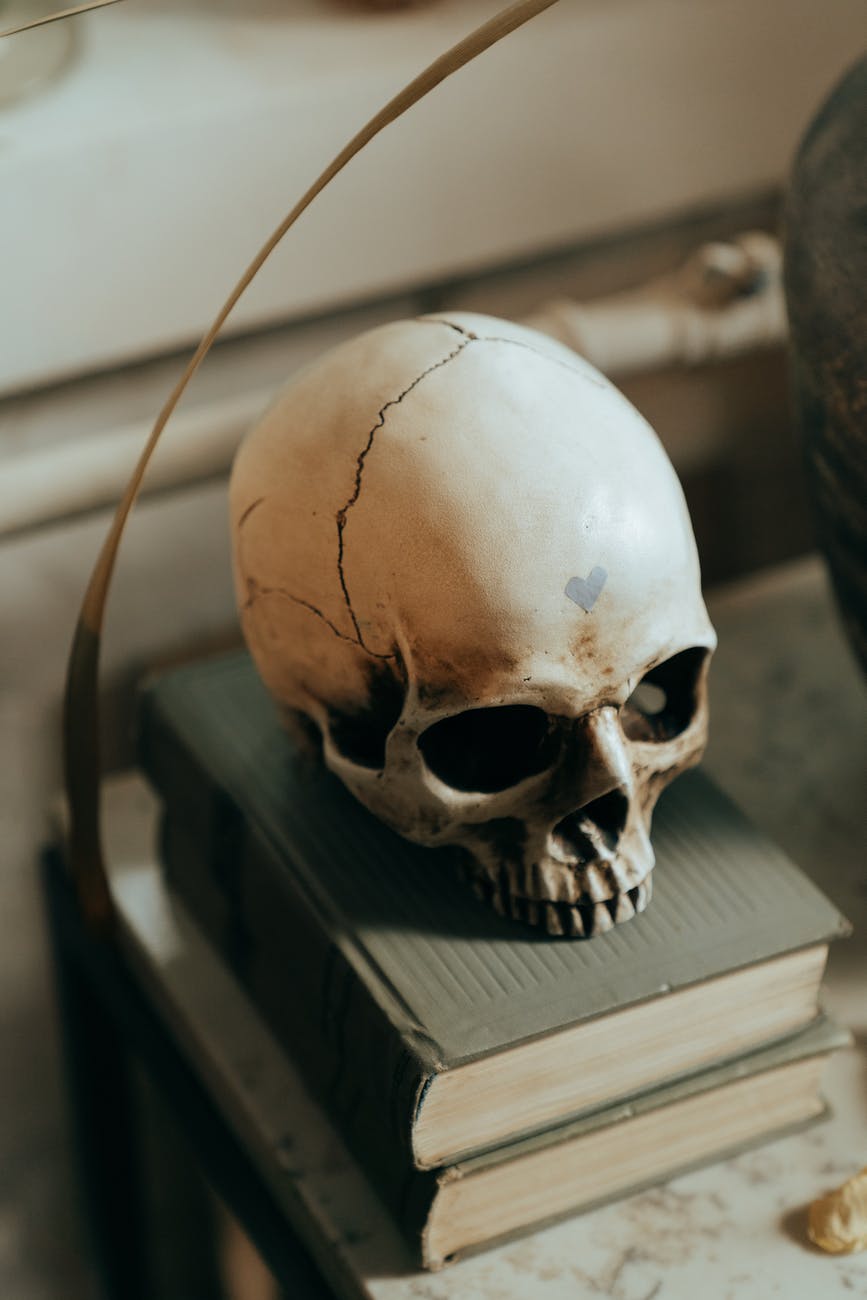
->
[[0, 0, 124, 40], [62, 0, 560, 931]]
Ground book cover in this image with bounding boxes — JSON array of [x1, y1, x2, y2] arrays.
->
[[137, 651, 848, 1167]]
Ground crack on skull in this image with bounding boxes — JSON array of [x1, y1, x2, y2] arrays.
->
[[421, 317, 606, 387], [479, 333, 608, 386], [241, 322, 602, 668], [418, 317, 478, 340], [236, 500, 396, 660], [242, 579, 395, 660], [335, 333, 473, 649]]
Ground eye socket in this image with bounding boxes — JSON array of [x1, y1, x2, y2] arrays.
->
[[328, 709, 393, 768], [621, 647, 708, 743], [418, 705, 557, 793], [628, 680, 666, 716], [327, 659, 405, 769]]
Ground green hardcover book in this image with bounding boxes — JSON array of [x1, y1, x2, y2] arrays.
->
[[389, 1015, 848, 1267], [137, 651, 849, 1180]]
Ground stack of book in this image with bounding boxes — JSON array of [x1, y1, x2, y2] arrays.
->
[[137, 652, 850, 1269]]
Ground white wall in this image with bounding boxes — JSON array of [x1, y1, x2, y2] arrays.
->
[[3, 0, 864, 393]]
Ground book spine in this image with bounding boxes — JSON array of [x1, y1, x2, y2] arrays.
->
[[160, 809, 443, 1248], [239, 822, 435, 1159], [137, 688, 435, 1169]]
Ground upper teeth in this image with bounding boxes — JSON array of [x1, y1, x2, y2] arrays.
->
[[467, 869, 653, 937]]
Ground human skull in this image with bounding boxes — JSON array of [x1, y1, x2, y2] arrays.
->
[[230, 313, 716, 937]]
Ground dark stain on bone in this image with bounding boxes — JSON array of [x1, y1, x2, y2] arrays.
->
[[326, 653, 406, 769], [411, 641, 521, 710], [465, 862, 496, 911], [572, 629, 598, 658], [471, 817, 527, 864], [278, 704, 324, 763], [334, 335, 473, 649]]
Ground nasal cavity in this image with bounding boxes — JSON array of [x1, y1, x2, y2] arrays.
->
[[552, 788, 629, 857]]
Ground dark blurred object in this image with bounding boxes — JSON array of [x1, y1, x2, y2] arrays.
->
[[785, 57, 867, 676]]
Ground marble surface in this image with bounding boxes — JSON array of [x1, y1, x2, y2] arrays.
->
[[103, 556, 867, 1300]]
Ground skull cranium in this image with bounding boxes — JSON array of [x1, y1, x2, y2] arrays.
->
[[230, 313, 716, 936]]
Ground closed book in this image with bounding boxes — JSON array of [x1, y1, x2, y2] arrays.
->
[[389, 1015, 848, 1267], [137, 651, 848, 1175]]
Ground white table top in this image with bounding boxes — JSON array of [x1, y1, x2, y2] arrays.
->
[[103, 557, 867, 1300]]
